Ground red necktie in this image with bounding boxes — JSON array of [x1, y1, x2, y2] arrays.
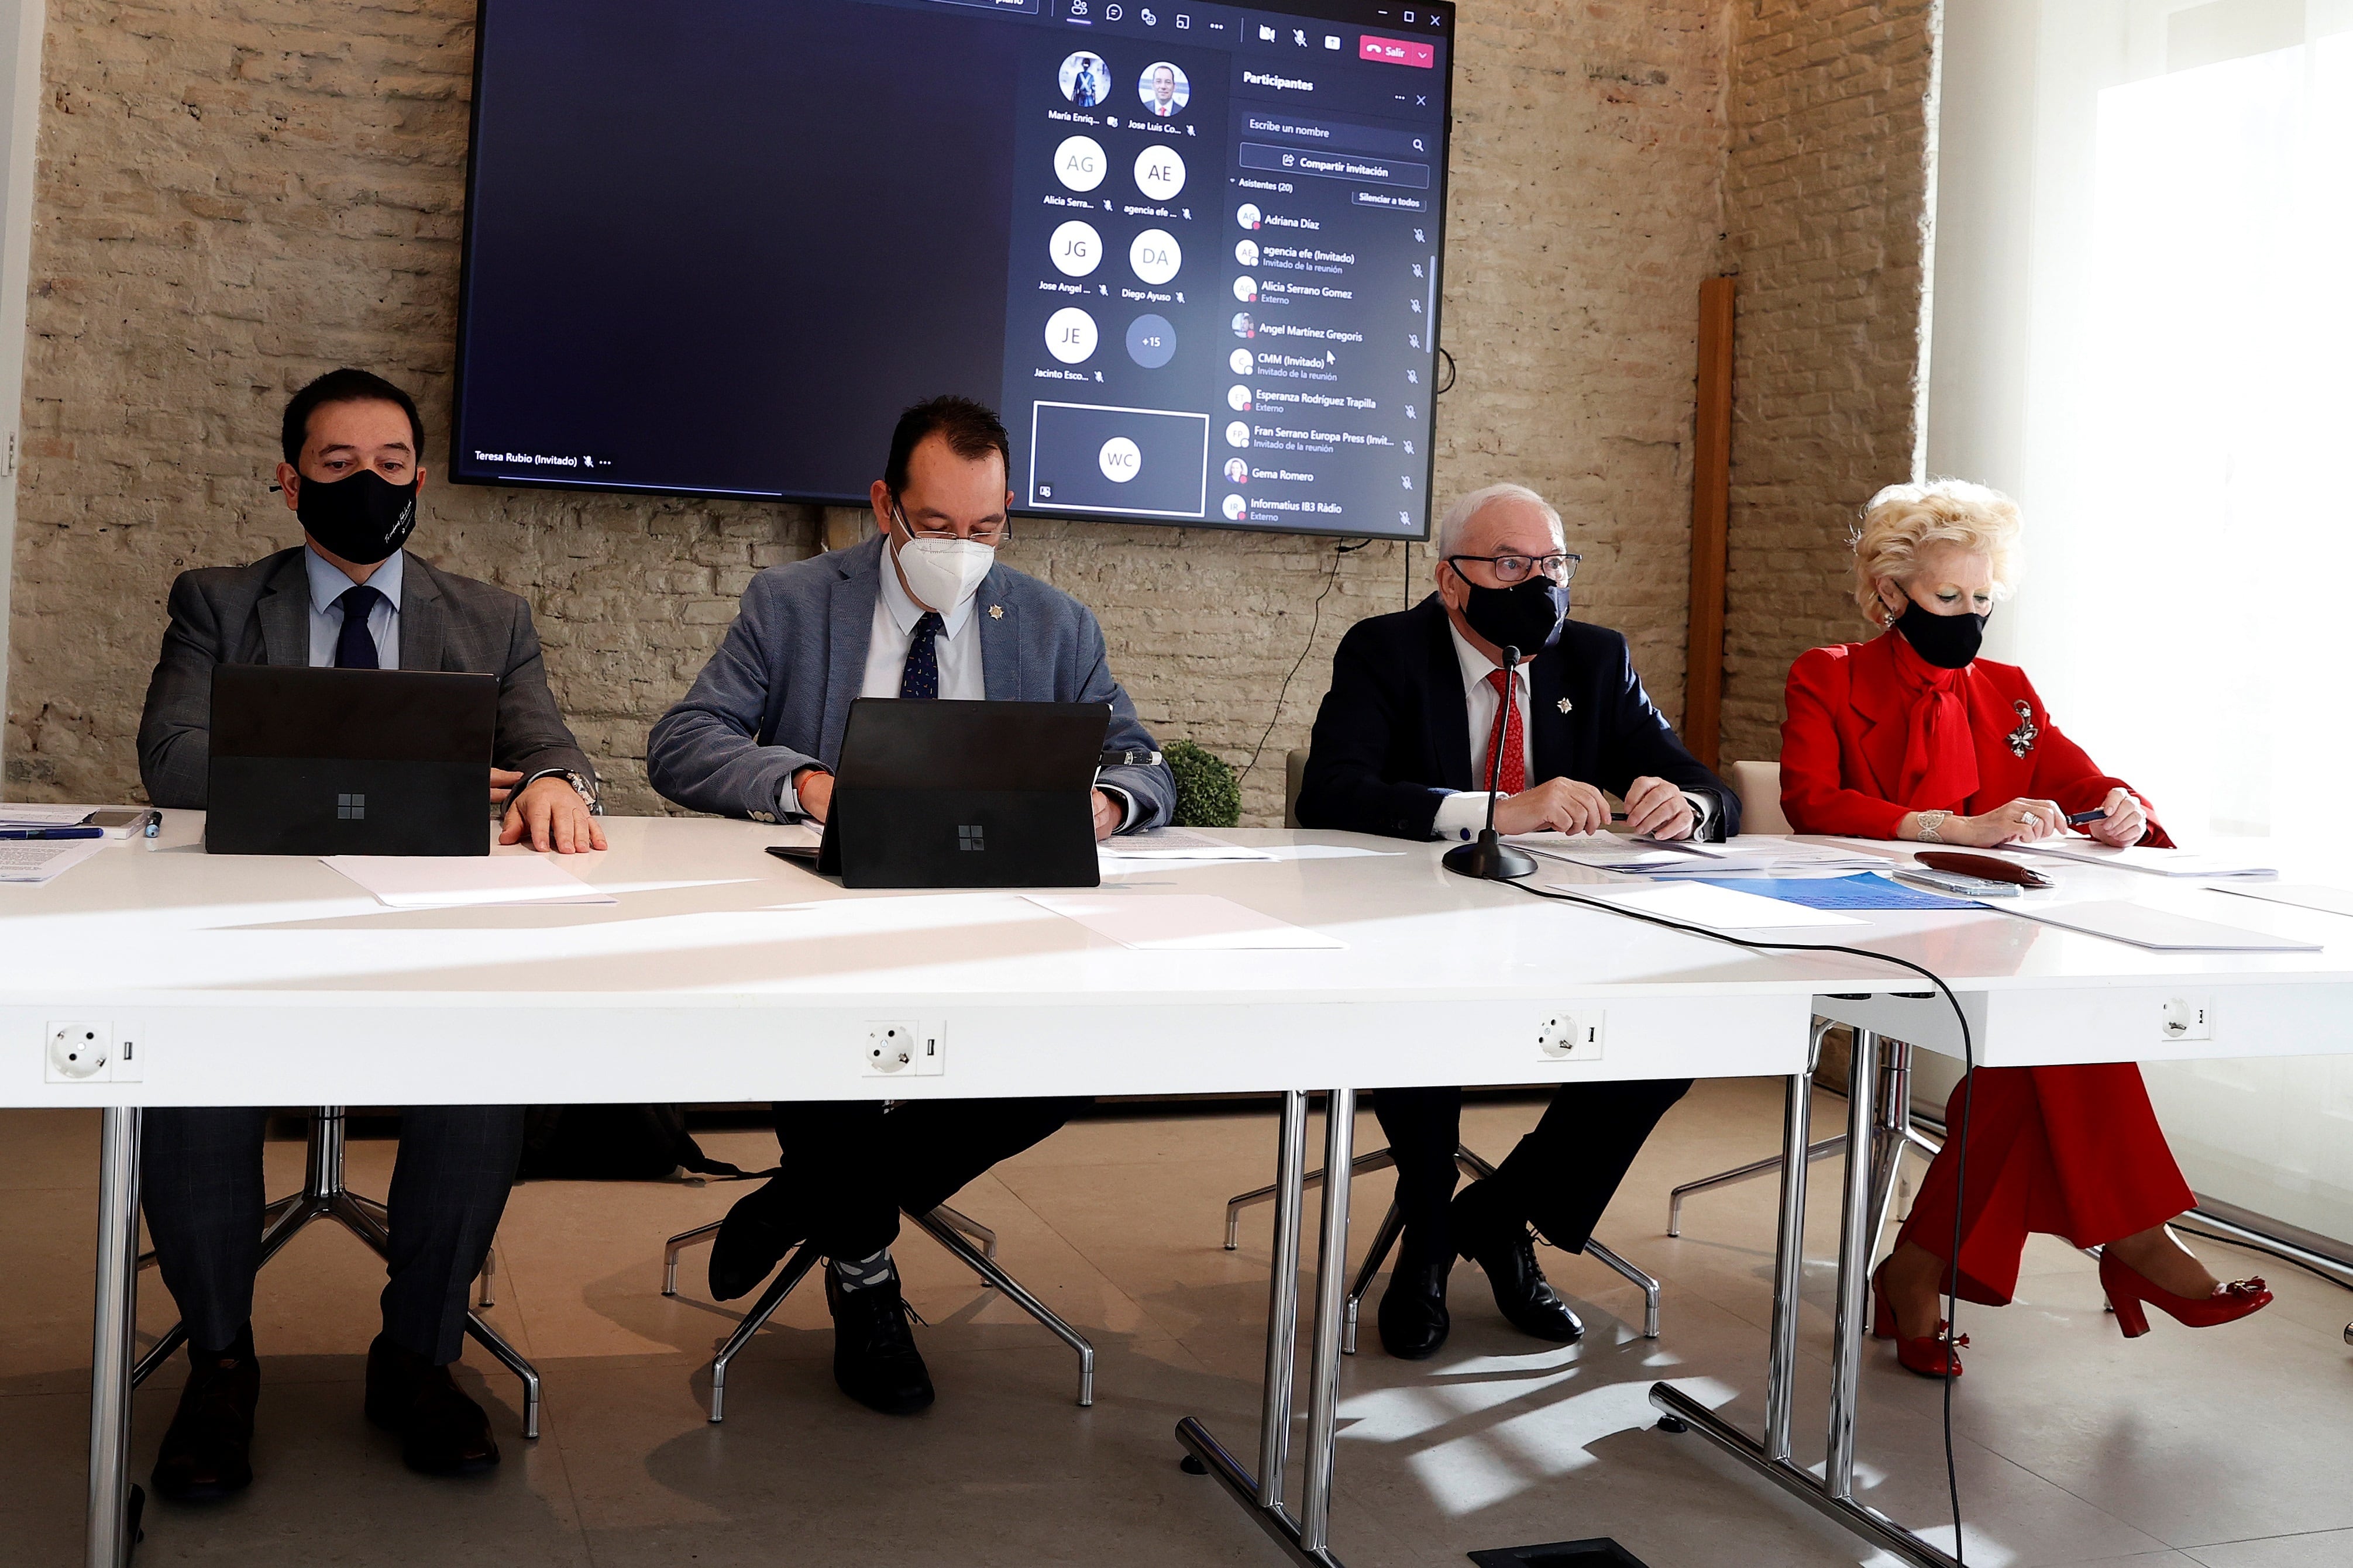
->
[[1483, 668, 1525, 795]]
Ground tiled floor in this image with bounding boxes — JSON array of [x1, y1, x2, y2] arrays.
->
[[4, 1083, 2348, 1567]]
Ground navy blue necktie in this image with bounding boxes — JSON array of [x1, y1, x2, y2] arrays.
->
[[333, 584, 386, 670], [899, 611, 944, 699]]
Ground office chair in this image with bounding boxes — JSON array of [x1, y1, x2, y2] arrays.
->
[[132, 1107, 541, 1438]]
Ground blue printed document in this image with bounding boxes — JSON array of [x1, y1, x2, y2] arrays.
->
[[1691, 873, 1983, 912]]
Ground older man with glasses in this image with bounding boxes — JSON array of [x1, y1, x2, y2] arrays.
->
[[1295, 481, 1739, 1361], [647, 395, 1172, 1415]]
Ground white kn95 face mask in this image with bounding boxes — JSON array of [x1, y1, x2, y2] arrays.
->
[[893, 530, 996, 613]]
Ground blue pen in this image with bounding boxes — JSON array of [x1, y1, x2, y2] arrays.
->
[[0, 826, 104, 840]]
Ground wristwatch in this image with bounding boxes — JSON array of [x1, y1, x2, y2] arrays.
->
[[521, 767, 603, 815], [1915, 809, 1950, 844]]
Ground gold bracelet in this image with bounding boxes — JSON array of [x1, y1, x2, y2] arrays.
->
[[1915, 809, 1950, 843]]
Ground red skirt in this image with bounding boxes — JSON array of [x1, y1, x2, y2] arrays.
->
[[1896, 1063, 2194, 1306]]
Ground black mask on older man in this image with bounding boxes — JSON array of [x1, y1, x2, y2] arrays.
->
[[1462, 578, 1569, 657], [296, 468, 418, 566], [1890, 598, 1986, 670]]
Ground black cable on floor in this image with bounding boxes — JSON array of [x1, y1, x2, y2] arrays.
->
[[1499, 877, 1976, 1565], [1239, 539, 1366, 787]]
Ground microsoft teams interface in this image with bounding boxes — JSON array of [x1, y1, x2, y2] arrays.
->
[[455, 0, 1453, 538]]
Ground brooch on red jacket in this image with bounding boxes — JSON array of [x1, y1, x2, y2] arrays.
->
[[2006, 700, 2039, 759]]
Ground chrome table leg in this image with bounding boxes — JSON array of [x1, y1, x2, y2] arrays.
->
[[87, 1107, 142, 1568]]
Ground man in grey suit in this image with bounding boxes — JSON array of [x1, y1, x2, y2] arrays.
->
[[133, 368, 603, 1502], [648, 394, 1172, 1416]]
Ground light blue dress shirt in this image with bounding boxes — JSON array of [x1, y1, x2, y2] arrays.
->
[[304, 546, 404, 669]]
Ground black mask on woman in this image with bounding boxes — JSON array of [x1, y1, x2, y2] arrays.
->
[[1461, 578, 1569, 657], [1889, 597, 1986, 670], [295, 468, 418, 566]]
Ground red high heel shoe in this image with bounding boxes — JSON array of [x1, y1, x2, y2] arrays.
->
[[2099, 1253, 2271, 1338], [1871, 1261, 1967, 1379]]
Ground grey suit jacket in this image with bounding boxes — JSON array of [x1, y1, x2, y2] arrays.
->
[[137, 545, 597, 811], [648, 535, 1174, 828]]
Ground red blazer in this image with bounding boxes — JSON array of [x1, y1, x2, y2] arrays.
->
[[1779, 633, 2169, 845]]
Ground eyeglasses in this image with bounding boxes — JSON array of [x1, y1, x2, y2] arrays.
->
[[1445, 550, 1580, 585], [894, 502, 1010, 548]]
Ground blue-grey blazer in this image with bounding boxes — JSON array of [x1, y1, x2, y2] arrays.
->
[[648, 534, 1174, 828]]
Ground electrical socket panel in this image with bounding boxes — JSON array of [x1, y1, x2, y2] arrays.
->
[[46, 1021, 112, 1083], [2159, 997, 2214, 1043], [1536, 1010, 1605, 1063], [864, 1021, 945, 1077]]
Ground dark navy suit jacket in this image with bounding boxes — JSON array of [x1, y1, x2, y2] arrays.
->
[[1295, 595, 1738, 842]]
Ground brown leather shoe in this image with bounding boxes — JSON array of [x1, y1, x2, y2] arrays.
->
[[363, 1335, 500, 1477], [152, 1326, 260, 1503]]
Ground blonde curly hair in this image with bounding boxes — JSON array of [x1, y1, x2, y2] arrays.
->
[[1852, 479, 2023, 627]]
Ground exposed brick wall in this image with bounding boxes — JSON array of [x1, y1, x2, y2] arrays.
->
[[1713, 0, 1939, 769], [1, 0, 1790, 824]]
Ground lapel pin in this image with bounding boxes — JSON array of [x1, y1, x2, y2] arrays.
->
[[1556, 698, 1573, 714], [988, 604, 1004, 619]]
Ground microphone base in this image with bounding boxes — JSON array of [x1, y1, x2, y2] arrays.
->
[[1442, 831, 1537, 882]]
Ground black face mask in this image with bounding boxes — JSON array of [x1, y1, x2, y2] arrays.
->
[[295, 468, 418, 566], [1460, 578, 1568, 659], [1889, 597, 1986, 669]]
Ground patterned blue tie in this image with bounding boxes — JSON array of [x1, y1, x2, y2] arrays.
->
[[899, 612, 944, 699], [333, 584, 386, 670]]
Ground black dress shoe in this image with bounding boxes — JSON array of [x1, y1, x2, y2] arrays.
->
[[364, 1335, 500, 1477], [708, 1180, 807, 1302], [152, 1326, 260, 1504], [1451, 1180, 1585, 1344], [824, 1270, 935, 1415], [1377, 1250, 1453, 1360]]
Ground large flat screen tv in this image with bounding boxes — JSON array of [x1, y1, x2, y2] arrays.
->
[[451, 0, 1456, 539]]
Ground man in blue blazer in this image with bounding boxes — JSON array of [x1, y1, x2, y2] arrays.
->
[[648, 395, 1172, 1415], [1298, 482, 1738, 1362]]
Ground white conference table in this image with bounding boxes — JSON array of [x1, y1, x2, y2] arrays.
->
[[4, 814, 1873, 1568]]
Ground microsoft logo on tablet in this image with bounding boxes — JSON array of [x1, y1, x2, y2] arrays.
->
[[959, 825, 986, 852], [336, 793, 366, 821]]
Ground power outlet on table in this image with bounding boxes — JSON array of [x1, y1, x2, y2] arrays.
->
[[46, 1021, 112, 1083], [2160, 997, 2214, 1043], [1536, 1011, 1605, 1063], [865, 1022, 945, 1077]]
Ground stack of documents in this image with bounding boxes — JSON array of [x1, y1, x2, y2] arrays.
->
[[0, 803, 97, 829], [1515, 832, 1887, 879], [2007, 842, 2276, 880], [0, 838, 107, 885], [1098, 826, 1277, 872]]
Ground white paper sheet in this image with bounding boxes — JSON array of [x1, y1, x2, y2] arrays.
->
[[2002, 900, 2320, 952], [0, 838, 108, 884], [1026, 893, 1345, 950], [1253, 843, 1405, 861], [2007, 842, 2276, 879], [1098, 826, 1277, 861], [2213, 884, 2353, 920], [324, 854, 618, 909], [0, 802, 97, 828], [1549, 880, 1866, 929]]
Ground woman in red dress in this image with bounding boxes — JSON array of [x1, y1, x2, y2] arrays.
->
[[1780, 480, 2270, 1378]]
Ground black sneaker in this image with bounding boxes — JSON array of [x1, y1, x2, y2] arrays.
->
[[1451, 1180, 1585, 1344], [708, 1179, 808, 1302], [824, 1269, 935, 1415], [151, 1326, 260, 1503]]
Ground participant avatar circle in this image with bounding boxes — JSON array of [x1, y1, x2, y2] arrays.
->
[[1230, 311, 1254, 338], [1099, 436, 1143, 483], [1234, 239, 1260, 267], [1222, 494, 1247, 520], [1129, 228, 1182, 285], [1236, 202, 1262, 229], [1053, 135, 1108, 192], [1139, 62, 1189, 116], [1049, 220, 1103, 277], [1228, 347, 1254, 375], [1227, 384, 1251, 411], [1133, 144, 1186, 201], [1044, 306, 1099, 364], [1224, 421, 1251, 448], [1232, 275, 1257, 302], [1223, 457, 1250, 484], [1059, 51, 1113, 107], [1126, 313, 1177, 368]]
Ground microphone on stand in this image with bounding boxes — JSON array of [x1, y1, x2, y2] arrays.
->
[[1443, 645, 1538, 881]]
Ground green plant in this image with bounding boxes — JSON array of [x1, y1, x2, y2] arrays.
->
[[1164, 739, 1241, 828]]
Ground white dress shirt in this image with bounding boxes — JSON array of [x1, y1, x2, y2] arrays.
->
[[1430, 621, 1712, 842], [304, 546, 403, 669], [787, 547, 1136, 826]]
